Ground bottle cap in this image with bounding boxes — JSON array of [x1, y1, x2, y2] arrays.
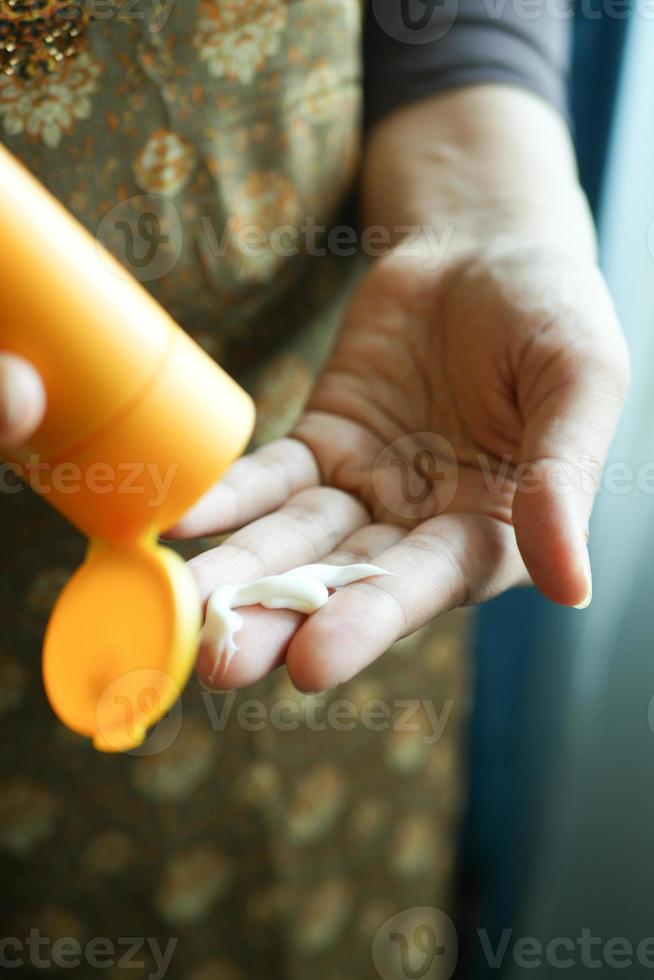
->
[[43, 539, 201, 752]]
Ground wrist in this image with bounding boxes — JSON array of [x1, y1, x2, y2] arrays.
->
[[361, 84, 597, 264]]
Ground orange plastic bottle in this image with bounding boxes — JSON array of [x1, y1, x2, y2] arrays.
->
[[0, 145, 255, 752]]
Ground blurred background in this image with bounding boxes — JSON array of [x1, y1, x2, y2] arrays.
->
[[462, 11, 654, 978]]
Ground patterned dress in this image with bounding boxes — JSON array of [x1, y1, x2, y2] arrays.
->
[[0, 3, 470, 978]]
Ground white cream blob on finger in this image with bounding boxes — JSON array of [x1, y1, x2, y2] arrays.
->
[[199, 563, 389, 685]]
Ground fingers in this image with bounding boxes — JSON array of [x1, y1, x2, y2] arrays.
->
[[286, 513, 525, 693], [513, 280, 629, 608], [191, 485, 370, 687], [189, 484, 369, 600], [0, 353, 46, 451], [196, 521, 401, 692], [167, 437, 320, 539], [513, 455, 594, 609], [195, 604, 303, 691]]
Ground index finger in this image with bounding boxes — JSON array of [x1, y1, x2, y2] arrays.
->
[[166, 437, 319, 539]]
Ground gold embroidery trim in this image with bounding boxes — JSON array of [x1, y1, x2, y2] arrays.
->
[[0, 1, 93, 78]]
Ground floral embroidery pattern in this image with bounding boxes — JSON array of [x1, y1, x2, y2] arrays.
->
[[226, 170, 303, 282], [285, 62, 357, 125], [194, 0, 287, 85], [0, 51, 101, 147], [133, 129, 197, 197]]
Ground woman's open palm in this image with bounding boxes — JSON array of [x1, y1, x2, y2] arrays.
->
[[172, 244, 629, 692]]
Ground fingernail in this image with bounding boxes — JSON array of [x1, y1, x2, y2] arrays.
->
[[575, 548, 593, 610]]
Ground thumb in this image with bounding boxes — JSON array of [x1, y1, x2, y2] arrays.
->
[[0, 353, 46, 451], [512, 343, 629, 609]]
